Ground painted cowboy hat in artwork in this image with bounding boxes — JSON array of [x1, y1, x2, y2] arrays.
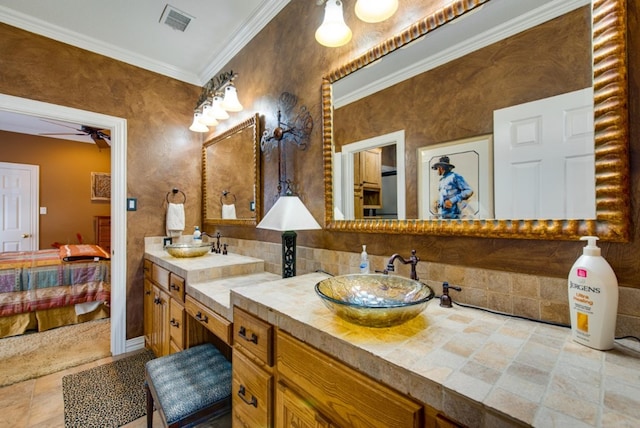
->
[[431, 155, 455, 170]]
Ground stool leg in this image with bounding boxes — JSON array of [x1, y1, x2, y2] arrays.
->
[[145, 383, 154, 428]]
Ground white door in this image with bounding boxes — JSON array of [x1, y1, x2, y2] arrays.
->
[[0, 162, 39, 251], [494, 87, 594, 219]]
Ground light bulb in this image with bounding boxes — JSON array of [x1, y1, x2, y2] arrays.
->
[[189, 113, 209, 132], [200, 105, 219, 126], [315, 0, 352, 48], [210, 95, 230, 120], [355, 0, 398, 23], [221, 85, 243, 112]]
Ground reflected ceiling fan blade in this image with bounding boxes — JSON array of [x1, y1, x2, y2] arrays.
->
[[40, 119, 84, 132], [92, 136, 110, 149]]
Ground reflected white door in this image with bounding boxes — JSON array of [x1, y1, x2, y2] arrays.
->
[[493, 87, 594, 219], [0, 162, 39, 251]]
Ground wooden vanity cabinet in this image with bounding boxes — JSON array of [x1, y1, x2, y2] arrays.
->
[[354, 148, 383, 218], [143, 260, 186, 357], [232, 307, 274, 428], [277, 330, 423, 428]]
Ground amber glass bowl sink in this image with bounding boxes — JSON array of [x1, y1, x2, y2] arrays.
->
[[315, 274, 435, 328], [164, 243, 212, 258]]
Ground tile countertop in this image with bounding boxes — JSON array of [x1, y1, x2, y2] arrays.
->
[[144, 247, 266, 284], [230, 272, 640, 428]]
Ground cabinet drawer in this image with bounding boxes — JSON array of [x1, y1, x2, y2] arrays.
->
[[168, 272, 185, 302], [151, 264, 170, 290], [169, 299, 185, 350], [277, 331, 423, 428], [233, 307, 273, 366], [233, 349, 273, 428], [185, 295, 232, 345], [143, 259, 152, 279]]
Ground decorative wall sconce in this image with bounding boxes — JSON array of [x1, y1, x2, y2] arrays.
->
[[315, 0, 398, 47], [261, 92, 313, 197], [258, 92, 320, 277], [189, 70, 244, 133]]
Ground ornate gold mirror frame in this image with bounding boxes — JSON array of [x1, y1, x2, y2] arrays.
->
[[202, 113, 261, 227], [322, 0, 629, 241]]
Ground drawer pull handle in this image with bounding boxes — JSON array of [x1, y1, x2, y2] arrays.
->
[[145, 290, 151, 295], [195, 311, 208, 323], [170, 283, 180, 291], [154, 297, 161, 304], [238, 326, 258, 344], [238, 385, 257, 407], [170, 318, 180, 327]]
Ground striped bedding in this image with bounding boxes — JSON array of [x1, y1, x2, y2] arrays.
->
[[0, 249, 110, 317]]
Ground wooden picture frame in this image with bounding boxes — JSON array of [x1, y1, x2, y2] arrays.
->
[[91, 172, 111, 201]]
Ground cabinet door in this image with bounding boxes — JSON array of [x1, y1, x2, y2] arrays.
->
[[361, 148, 381, 187], [276, 382, 334, 428], [151, 285, 170, 357], [143, 278, 153, 349], [169, 298, 185, 351], [233, 350, 273, 428]]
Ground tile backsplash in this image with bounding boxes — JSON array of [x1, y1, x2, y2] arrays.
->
[[224, 238, 640, 338]]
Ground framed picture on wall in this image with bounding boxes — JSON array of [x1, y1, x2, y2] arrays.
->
[[417, 134, 494, 220], [91, 172, 111, 201]]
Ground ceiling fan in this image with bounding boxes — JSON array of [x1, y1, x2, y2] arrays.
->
[[39, 120, 111, 149]]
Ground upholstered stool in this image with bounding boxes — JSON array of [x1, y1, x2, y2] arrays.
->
[[145, 343, 232, 427]]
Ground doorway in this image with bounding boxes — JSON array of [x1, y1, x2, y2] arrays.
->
[[0, 93, 128, 355]]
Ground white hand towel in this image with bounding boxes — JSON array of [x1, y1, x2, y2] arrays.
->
[[166, 203, 185, 237], [222, 203, 237, 219]]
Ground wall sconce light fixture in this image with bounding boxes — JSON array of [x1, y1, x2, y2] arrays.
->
[[189, 70, 243, 133], [315, 0, 352, 47], [315, 0, 398, 47]]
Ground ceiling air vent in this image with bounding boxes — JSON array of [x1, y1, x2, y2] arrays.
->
[[159, 4, 194, 32]]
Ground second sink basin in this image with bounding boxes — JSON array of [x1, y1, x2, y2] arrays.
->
[[165, 242, 212, 258], [315, 274, 435, 328]]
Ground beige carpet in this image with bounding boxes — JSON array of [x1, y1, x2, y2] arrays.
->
[[0, 318, 111, 387]]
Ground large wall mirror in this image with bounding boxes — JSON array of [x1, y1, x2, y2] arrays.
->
[[202, 113, 261, 227], [322, 0, 629, 241]]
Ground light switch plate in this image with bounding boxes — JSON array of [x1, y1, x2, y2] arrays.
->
[[127, 198, 137, 211]]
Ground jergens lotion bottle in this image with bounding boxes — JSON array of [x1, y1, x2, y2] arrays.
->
[[568, 236, 619, 350]]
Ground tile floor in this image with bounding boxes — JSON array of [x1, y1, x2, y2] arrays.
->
[[0, 351, 231, 428]]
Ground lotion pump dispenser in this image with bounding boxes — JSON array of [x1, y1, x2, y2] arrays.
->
[[568, 236, 618, 350], [359, 245, 370, 274]]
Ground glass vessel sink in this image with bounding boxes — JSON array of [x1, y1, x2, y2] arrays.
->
[[315, 274, 435, 328], [165, 242, 212, 258]]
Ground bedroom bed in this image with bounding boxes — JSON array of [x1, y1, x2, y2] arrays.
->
[[0, 245, 111, 338]]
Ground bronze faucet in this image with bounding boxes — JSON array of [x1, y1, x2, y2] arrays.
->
[[200, 232, 222, 253], [384, 250, 420, 280]]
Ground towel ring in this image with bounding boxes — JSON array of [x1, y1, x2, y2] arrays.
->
[[166, 188, 186, 204], [220, 190, 236, 205]]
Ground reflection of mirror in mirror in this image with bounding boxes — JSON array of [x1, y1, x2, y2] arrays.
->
[[202, 113, 261, 227], [323, 0, 630, 240]]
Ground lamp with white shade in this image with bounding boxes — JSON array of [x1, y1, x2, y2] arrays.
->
[[257, 193, 321, 278]]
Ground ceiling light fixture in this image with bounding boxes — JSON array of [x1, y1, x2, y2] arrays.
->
[[315, 0, 398, 47], [355, 0, 398, 23], [189, 70, 243, 133], [315, 0, 352, 47]]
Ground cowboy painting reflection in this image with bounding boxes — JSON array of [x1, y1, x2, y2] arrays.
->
[[432, 156, 474, 219]]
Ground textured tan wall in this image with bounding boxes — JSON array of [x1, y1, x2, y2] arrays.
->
[[0, 0, 637, 339], [0, 23, 201, 338], [0, 130, 111, 248]]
